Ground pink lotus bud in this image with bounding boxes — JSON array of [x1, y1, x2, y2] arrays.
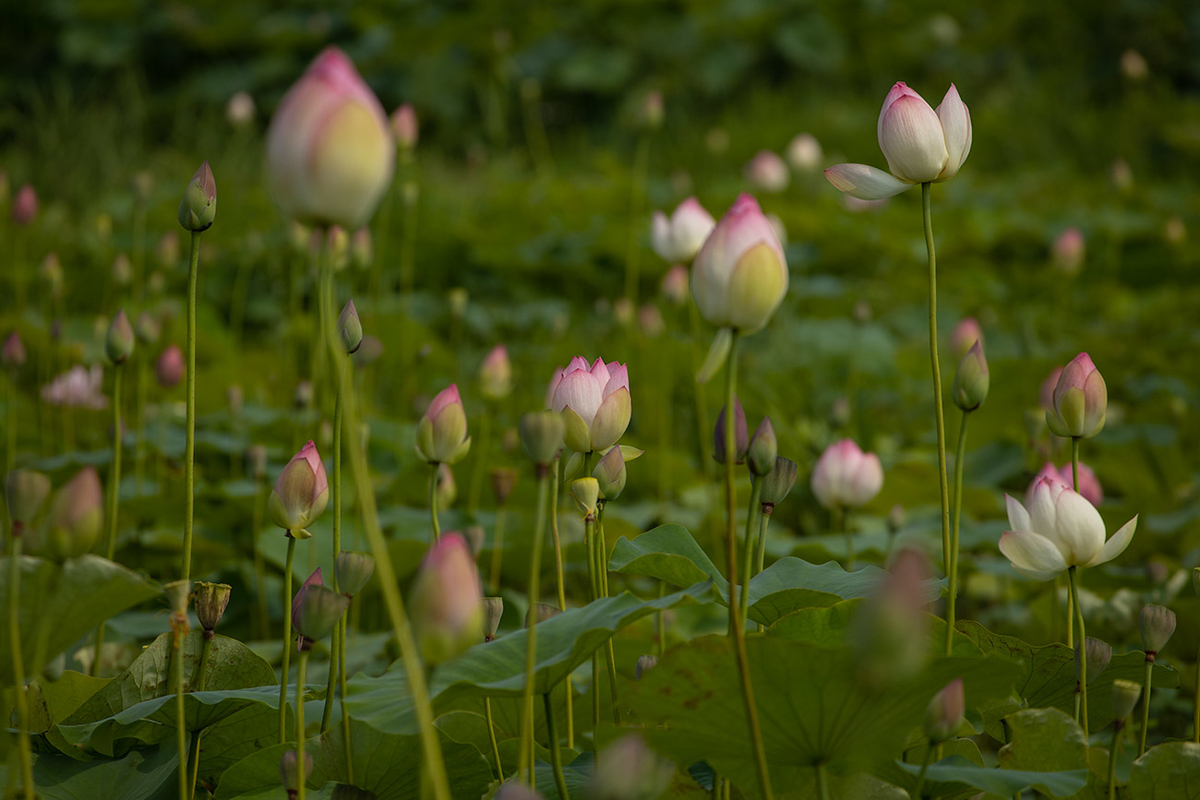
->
[[350, 227, 373, 269], [786, 132, 824, 173], [1054, 461, 1103, 506], [743, 150, 790, 193], [479, 344, 513, 402], [177, 161, 217, 232], [713, 396, 748, 465], [948, 317, 983, 362], [410, 533, 484, 664], [391, 103, 419, 149], [416, 384, 472, 465], [156, 231, 180, 269], [105, 310, 135, 365], [292, 568, 349, 650], [156, 345, 184, 388], [638, 304, 664, 338], [268, 441, 329, 534], [112, 253, 134, 285], [638, 90, 664, 130], [650, 197, 715, 263], [592, 445, 627, 501], [39, 467, 104, 560], [1052, 228, 1085, 275], [12, 183, 38, 225], [760, 457, 798, 507], [1121, 49, 1148, 81], [854, 547, 931, 688], [266, 47, 396, 229], [924, 678, 964, 742], [811, 439, 884, 510], [1026, 463, 1070, 509], [1046, 352, 1107, 439], [2, 331, 26, 369], [591, 734, 674, 799], [659, 264, 689, 306], [280, 749, 313, 795], [547, 357, 631, 453], [691, 194, 788, 333], [226, 90, 255, 126]]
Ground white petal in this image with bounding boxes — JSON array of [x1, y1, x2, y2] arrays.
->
[[1026, 480, 1060, 541], [1051, 489, 1106, 565], [824, 164, 911, 200], [999, 530, 1068, 579], [1005, 494, 1030, 533], [1085, 515, 1138, 568], [935, 84, 972, 180]]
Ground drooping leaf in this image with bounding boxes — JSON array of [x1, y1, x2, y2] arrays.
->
[[894, 754, 1089, 796], [997, 707, 1090, 796], [1128, 741, 1200, 799], [0, 743, 181, 800], [28, 670, 110, 733], [608, 524, 722, 589]]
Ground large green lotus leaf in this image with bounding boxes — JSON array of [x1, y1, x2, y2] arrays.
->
[[28, 671, 111, 733], [0, 554, 160, 685], [768, 599, 985, 657], [874, 738, 985, 798], [624, 634, 1020, 789], [894, 754, 1089, 797], [957, 621, 1177, 735], [997, 707, 1089, 797], [194, 702, 282, 789], [213, 720, 490, 800], [0, 743, 182, 800], [608, 524, 723, 588], [1129, 741, 1200, 799], [345, 582, 710, 736]]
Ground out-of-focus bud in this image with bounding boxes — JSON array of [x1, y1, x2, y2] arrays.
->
[[747, 417, 777, 477], [6, 469, 51, 529], [1054, 461, 1103, 506], [391, 104, 419, 150], [592, 446, 627, 501], [495, 782, 542, 800], [924, 678, 964, 742], [1138, 604, 1176, 656], [887, 504, 905, 533], [811, 439, 884, 510], [416, 385, 471, 465], [194, 582, 232, 632], [1120, 49, 1148, 81], [464, 524, 485, 555], [227, 384, 244, 418], [650, 197, 715, 264], [410, 533, 484, 664], [335, 551, 375, 597], [226, 90, 255, 126], [1112, 679, 1141, 723], [156, 345, 184, 388], [660, 264, 689, 306], [948, 317, 983, 362], [519, 410, 565, 468], [786, 133, 824, 173], [612, 297, 635, 328], [448, 288, 469, 319], [1111, 158, 1133, 192], [638, 90, 664, 130], [1046, 352, 1107, 439], [111, 253, 132, 286], [178, 161, 217, 233], [691, 194, 788, 333], [325, 225, 350, 271], [591, 734, 674, 800], [2, 331, 26, 369], [105, 310, 135, 365], [247, 444, 268, 481], [38, 467, 103, 560], [1165, 216, 1187, 247], [526, 603, 560, 627], [571, 477, 600, 518], [1039, 367, 1063, 414], [40, 253, 63, 296], [489, 467, 518, 506], [268, 441, 329, 535], [156, 231, 180, 268], [482, 596, 504, 642], [12, 184, 38, 225], [713, 397, 749, 465], [760, 457, 798, 509], [951, 341, 989, 412], [853, 547, 931, 688], [280, 749, 314, 796], [1074, 637, 1112, 685], [479, 345, 513, 402], [1052, 228, 1085, 275], [639, 304, 665, 338], [337, 299, 363, 354], [435, 463, 457, 509], [350, 227, 373, 269], [294, 381, 313, 410], [635, 654, 659, 680], [744, 150, 790, 193], [293, 571, 350, 650], [767, 213, 788, 248]]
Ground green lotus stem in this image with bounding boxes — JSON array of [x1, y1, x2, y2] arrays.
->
[[1068, 566, 1089, 733], [1065, 576, 1073, 648], [657, 580, 666, 657], [833, 506, 853, 570], [911, 740, 933, 799], [544, 691, 570, 800], [133, 350, 147, 493], [754, 506, 771, 579], [186, 630, 214, 800], [182, 230, 200, 583], [485, 696, 504, 781], [321, 619, 339, 734], [549, 453, 572, 749], [585, 514, 600, 748], [1193, 640, 1199, 743], [252, 477, 269, 640], [1108, 721, 1121, 800], [946, 409, 969, 656], [5, 377, 15, 473], [279, 534, 296, 743], [296, 649, 309, 800], [1139, 658, 1154, 756], [815, 763, 829, 800], [488, 505, 507, 594], [174, 621, 188, 800], [321, 367, 346, 734], [921, 182, 951, 589], [429, 462, 441, 543], [1071, 437, 1080, 492], [93, 360, 125, 674], [688, 301, 713, 482], [596, 504, 618, 723], [467, 405, 493, 517], [8, 528, 33, 800], [739, 477, 763, 627], [339, 615, 353, 783], [722, 330, 774, 800], [518, 468, 551, 785]]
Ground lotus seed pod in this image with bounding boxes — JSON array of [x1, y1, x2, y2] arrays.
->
[[1074, 637, 1112, 683], [335, 551, 375, 597], [482, 596, 504, 641], [1112, 679, 1142, 722], [759, 457, 798, 507], [489, 467, 518, 506], [1138, 604, 1177, 655], [194, 582, 232, 632]]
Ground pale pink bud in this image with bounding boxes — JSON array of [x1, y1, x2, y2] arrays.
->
[[156, 345, 184, 388], [638, 304, 664, 338], [1026, 463, 1070, 509], [877, 82, 949, 183], [416, 384, 471, 465], [410, 533, 484, 664], [2, 331, 26, 369], [924, 678, 965, 742], [226, 90, 256, 127], [650, 197, 715, 263], [1052, 228, 1085, 275], [12, 183, 38, 225], [659, 264, 689, 306], [1046, 352, 1107, 439], [548, 357, 631, 453], [948, 317, 983, 362], [786, 133, 823, 173], [391, 103, 419, 149], [743, 150, 790, 193], [268, 441, 330, 533], [479, 344, 513, 401], [1056, 462, 1103, 507], [810, 439, 884, 510]]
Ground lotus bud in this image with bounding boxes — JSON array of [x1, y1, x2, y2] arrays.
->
[[133, 312, 160, 346], [1138, 604, 1176, 657], [786, 133, 823, 173], [39, 467, 103, 560], [639, 305, 665, 338], [635, 654, 659, 680], [638, 90, 664, 130], [489, 467, 518, 506], [747, 417, 777, 477], [105, 310, 135, 365], [350, 227, 373, 270], [713, 397, 749, 465], [1053, 228, 1085, 275], [293, 571, 350, 651], [854, 548, 930, 689], [2, 331, 26, 369], [335, 551, 375, 597], [280, 749, 314, 796], [592, 447, 627, 501], [177, 161, 216, 232], [948, 317, 983, 362], [812, 439, 884, 510], [494, 782, 542, 800], [227, 384, 244, 418], [337, 299, 363, 354], [111, 253, 132, 286], [1075, 637, 1112, 684], [571, 477, 600, 519], [40, 253, 64, 296], [293, 381, 313, 410], [448, 288, 469, 319], [479, 345, 513, 401], [1193, 566, 1200, 596], [156, 345, 184, 388], [660, 264, 690, 306], [759, 457, 798, 508], [547, 356, 631, 453], [435, 463, 457, 509], [518, 410, 566, 469], [164, 579, 191, 619], [226, 90, 255, 126], [650, 197, 716, 264], [410, 533, 484, 665], [1111, 158, 1133, 192], [691, 194, 789, 333], [247, 445, 268, 481], [887, 504, 906, 534], [951, 341, 989, 412], [924, 678, 964, 742], [155, 231, 180, 269], [1120, 49, 1148, 81], [590, 734, 674, 800], [1055, 461, 1103, 506], [1046, 353, 1107, 439], [268, 441, 329, 535], [744, 150, 790, 193], [416, 384, 471, 465], [482, 597, 504, 642], [194, 582, 232, 633], [1112, 679, 1142, 724], [5, 469, 51, 530], [527, 603, 560, 627], [12, 184, 38, 225], [391, 103, 419, 150]]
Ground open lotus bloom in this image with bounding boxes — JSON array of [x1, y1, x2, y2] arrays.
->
[[825, 82, 971, 200], [1000, 477, 1136, 581]]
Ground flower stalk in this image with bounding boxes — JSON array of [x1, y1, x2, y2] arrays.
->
[[518, 465, 551, 784], [945, 409, 969, 655], [279, 535, 297, 743], [922, 182, 952, 587], [1067, 566, 1089, 733], [7, 524, 33, 800], [93, 360, 125, 673], [182, 231, 200, 582]]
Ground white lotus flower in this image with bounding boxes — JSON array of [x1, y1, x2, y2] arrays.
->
[[999, 477, 1136, 581]]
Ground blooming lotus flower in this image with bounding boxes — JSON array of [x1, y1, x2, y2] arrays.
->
[[650, 197, 715, 263], [41, 365, 107, 409], [547, 357, 631, 453], [743, 150, 790, 194], [410, 533, 484, 664], [691, 194, 788, 333], [268, 440, 329, 535], [811, 439, 884, 510], [1046, 352, 1107, 439], [825, 82, 971, 199], [416, 384, 471, 465], [265, 47, 395, 229], [999, 477, 1136, 580]]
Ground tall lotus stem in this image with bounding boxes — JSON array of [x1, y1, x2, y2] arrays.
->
[[595, 502, 619, 722], [321, 362, 346, 733], [738, 477, 763, 624], [485, 697, 504, 781], [295, 649, 309, 800], [428, 462, 441, 543], [1068, 566, 1089, 734], [94, 361, 125, 672], [545, 691, 570, 800], [517, 466, 551, 784], [8, 525, 33, 800], [279, 534, 296, 743], [945, 409, 969, 655], [182, 231, 200, 582], [1107, 722, 1121, 800], [920, 183, 951, 588]]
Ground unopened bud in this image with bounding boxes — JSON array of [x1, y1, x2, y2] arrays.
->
[[488, 467, 518, 506], [951, 341, 989, 412], [105, 310, 135, 365], [924, 678, 964, 743], [519, 410, 565, 468], [571, 478, 600, 518], [1138, 604, 1177, 656], [337, 299, 363, 354], [482, 596, 504, 641], [177, 161, 217, 232], [335, 551, 375, 597], [592, 447, 627, 501], [759, 457, 798, 507], [280, 749, 314, 795], [591, 734, 673, 800], [435, 463, 457, 509], [2, 331, 26, 369], [194, 582, 232, 632], [157, 345, 184, 388], [635, 654, 659, 680], [713, 397, 749, 465], [294, 580, 349, 650], [479, 345, 513, 402], [39, 467, 103, 560], [411, 533, 484, 664], [134, 312, 160, 345], [6, 470, 51, 529], [747, 417, 777, 477], [1074, 637, 1112, 685]]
